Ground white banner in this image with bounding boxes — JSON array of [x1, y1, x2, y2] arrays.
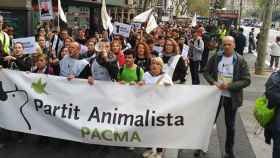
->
[[13, 37, 37, 54], [113, 22, 132, 38], [38, 0, 54, 21], [0, 69, 221, 151]]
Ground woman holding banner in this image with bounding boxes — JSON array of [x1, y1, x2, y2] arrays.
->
[[139, 57, 173, 158]]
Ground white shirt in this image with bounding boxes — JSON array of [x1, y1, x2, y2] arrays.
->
[[59, 55, 89, 77], [270, 42, 280, 56], [218, 55, 234, 97], [143, 72, 173, 85]]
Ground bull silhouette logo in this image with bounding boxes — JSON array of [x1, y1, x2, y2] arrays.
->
[[0, 81, 31, 130]]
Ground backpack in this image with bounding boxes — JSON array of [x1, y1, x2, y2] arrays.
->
[[119, 66, 141, 82], [254, 71, 280, 128], [254, 96, 276, 128]]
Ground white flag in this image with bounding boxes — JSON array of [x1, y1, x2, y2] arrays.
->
[[133, 8, 153, 23], [146, 15, 158, 34], [101, 0, 113, 34], [191, 13, 197, 27], [58, 0, 67, 23]]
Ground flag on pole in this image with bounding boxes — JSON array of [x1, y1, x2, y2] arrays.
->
[[101, 0, 113, 34], [191, 13, 197, 27], [146, 15, 158, 34], [58, 0, 67, 23], [133, 8, 153, 23]]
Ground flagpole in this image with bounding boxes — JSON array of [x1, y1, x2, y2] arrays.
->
[[57, 2, 60, 31], [140, 30, 143, 42]]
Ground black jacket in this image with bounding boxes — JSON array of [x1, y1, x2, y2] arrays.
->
[[162, 55, 187, 83], [5, 55, 32, 71], [135, 57, 150, 72], [235, 33, 246, 52]]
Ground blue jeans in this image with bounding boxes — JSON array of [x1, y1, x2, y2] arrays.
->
[[272, 129, 280, 158]]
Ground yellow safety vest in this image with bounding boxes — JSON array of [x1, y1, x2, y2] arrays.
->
[[0, 31, 10, 56], [218, 29, 227, 40]]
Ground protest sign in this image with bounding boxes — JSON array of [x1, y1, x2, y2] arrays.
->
[[113, 22, 131, 38], [13, 37, 37, 54], [38, 0, 54, 21]]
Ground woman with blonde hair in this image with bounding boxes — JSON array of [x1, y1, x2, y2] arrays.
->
[[141, 57, 173, 85], [111, 39, 125, 67], [161, 38, 187, 83], [139, 56, 173, 158], [63, 36, 75, 48]]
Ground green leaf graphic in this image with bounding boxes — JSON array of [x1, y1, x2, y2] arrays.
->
[[31, 78, 48, 95]]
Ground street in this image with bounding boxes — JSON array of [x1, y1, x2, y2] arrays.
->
[[243, 26, 280, 66]]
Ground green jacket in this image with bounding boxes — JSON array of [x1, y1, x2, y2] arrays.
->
[[203, 51, 251, 108]]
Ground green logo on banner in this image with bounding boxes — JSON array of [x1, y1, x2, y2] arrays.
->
[[31, 78, 48, 95]]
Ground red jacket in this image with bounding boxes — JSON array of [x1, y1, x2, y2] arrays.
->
[[117, 52, 125, 67]]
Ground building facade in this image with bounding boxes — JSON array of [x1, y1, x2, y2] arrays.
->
[[0, 0, 33, 37], [0, 0, 129, 37]]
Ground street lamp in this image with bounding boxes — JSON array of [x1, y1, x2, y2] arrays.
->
[[167, 6, 173, 17]]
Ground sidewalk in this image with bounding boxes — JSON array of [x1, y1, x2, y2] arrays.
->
[[239, 53, 272, 158]]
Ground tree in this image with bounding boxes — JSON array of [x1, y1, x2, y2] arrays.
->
[[170, 0, 189, 16], [255, 0, 273, 75], [170, 0, 210, 16], [143, 0, 151, 11]]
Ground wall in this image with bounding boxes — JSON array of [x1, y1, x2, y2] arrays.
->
[[73, 0, 127, 7], [0, 0, 32, 9]]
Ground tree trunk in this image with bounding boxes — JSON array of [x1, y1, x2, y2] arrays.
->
[[231, 0, 235, 9], [255, 0, 273, 75], [143, 0, 149, 12]]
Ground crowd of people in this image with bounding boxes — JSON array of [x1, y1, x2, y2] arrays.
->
[[0, 13, 278, 158]]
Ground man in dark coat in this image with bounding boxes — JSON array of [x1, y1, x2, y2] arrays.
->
[[203, 36, 251, 158], [234, 28, 246, 56]]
